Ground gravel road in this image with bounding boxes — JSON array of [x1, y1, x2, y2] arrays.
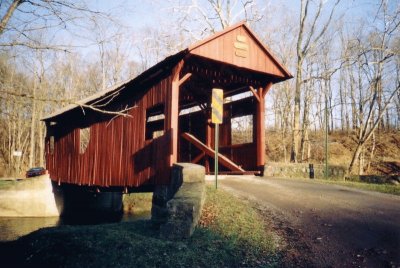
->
[[218, 176, 400, 267]]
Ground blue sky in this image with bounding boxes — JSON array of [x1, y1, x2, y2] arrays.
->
[[2, 0, 385, 54]]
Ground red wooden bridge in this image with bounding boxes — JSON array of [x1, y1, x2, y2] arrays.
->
[[42, 22, 292, 191]]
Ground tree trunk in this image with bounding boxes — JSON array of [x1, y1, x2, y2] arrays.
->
[[366, 131, 376, 173], [291, 60, 302, 163], [339, 71, 345, 131], [349, 70, 357, 130], [28, 79, 36, 168], [328, 79, 334, 132], [300, 86, 309, 162], [348, 142, 363, 174], [38, 108, 44, 167], [358, 147, 364, 175]]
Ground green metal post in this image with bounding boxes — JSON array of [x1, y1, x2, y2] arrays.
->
[[325, 97, 329, 179], [215, 123, 219, 189]]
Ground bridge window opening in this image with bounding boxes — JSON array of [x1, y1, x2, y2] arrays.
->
[[146, 105, 165, 140], [80, 127, 90, 154], [225, 91, 252, 103], [231, 115, 253, 145], [179, 105, 202, 116], [152, 129, 164, 139], [49, 136, 54, 154]]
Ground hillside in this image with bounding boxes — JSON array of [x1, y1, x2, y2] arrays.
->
[[265, 130, 400, 175]]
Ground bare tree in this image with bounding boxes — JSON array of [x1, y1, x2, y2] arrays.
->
[[0, 0, 106, 50], [167, 0, 265, 39], [0, 53, 31, 175], [347, 1, 400, 174], [291, 0, 341, 162]]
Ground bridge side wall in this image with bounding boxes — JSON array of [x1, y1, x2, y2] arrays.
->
[[46, 76, 172, 188]]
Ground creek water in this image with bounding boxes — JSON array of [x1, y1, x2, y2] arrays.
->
[[0, 212, 150, 242]]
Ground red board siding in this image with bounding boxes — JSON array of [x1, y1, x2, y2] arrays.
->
[[190, 26, 286, 77], [220, 143, 257, 171], [46, 76, 172, 188]]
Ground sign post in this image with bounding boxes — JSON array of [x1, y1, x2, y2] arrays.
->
[[215, 123, 219, 189], [211, 88, 223, 189]]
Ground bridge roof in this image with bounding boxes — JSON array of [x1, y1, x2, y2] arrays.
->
[[42, 21, 292, 122]]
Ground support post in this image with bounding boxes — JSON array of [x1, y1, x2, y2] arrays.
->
[[255, 83, 272, 174], [166, 61, 185, 166], [215, 123, 219, 189], [256, 89, 265, 170]]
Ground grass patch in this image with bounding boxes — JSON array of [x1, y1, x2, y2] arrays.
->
[[276, 176, 400, 196], [200, 186, 277, 266], [123, 192, 153, 215], [0, 186, 278, 267], [0, 180, 15, 189], [315, 179, 400, 196]]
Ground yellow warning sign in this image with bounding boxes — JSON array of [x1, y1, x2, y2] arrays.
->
[[211, 88, 223, 124]]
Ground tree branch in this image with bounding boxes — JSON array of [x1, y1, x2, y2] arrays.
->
[[0, 0, 24, 36]]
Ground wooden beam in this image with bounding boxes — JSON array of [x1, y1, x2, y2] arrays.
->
[[173, 60, 184, 81], [182, 132, 245, 173], [199, 103, 207, 111], [183, 86, 209, 112], [256, 87, 266, 170], [249, 86, 261, 102], [167, 60, 184, 166], [191, 152, 205, 164], [178, 73, 192, 86], [262, 82, 273, 98], [254, 82, 272, 172]]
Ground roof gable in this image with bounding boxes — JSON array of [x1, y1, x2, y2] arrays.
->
[[42, 23, 292, 122], [189, 21, 292, 78]]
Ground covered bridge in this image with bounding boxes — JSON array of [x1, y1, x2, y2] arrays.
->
[[42, 22, 292, 191]]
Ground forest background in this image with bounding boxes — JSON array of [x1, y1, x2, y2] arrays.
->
[[0, 0, 399, 177]]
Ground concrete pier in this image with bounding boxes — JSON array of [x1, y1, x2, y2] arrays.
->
[[0, 175, 60, 217]]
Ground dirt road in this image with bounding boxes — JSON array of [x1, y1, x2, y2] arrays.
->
[[219, 176, 400, 267]]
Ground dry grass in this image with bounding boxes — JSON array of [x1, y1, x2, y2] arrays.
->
[[316, 178, 400, 196], [265, 130, 400, 175], [199, 186, 279, 266], [122, 193, 153, 215]]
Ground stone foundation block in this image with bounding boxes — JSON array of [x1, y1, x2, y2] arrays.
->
[[151, 163, 206, 240]]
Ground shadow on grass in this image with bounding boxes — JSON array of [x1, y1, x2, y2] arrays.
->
[[0, 219, 277, 267], [0, 186, 280, 267]]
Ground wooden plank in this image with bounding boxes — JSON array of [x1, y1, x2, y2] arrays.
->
[[262, 82, 273, 98], [191, 152, 205, 164], [236, 35, 247, 42], [47, 75, 172, 188], [178, 73, 192, 86], [256, 87, 266, 169], [181, 132, 245, 172], [249, 86, 261, 102], [255, 82, 272, 171], [235, 50, 248, 58], [167, 61, 184, 166], [234, 41, 249, 51]]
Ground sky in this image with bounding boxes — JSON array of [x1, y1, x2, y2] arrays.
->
[[1, 0, 385, 59], [86, 0, 383, 50]]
